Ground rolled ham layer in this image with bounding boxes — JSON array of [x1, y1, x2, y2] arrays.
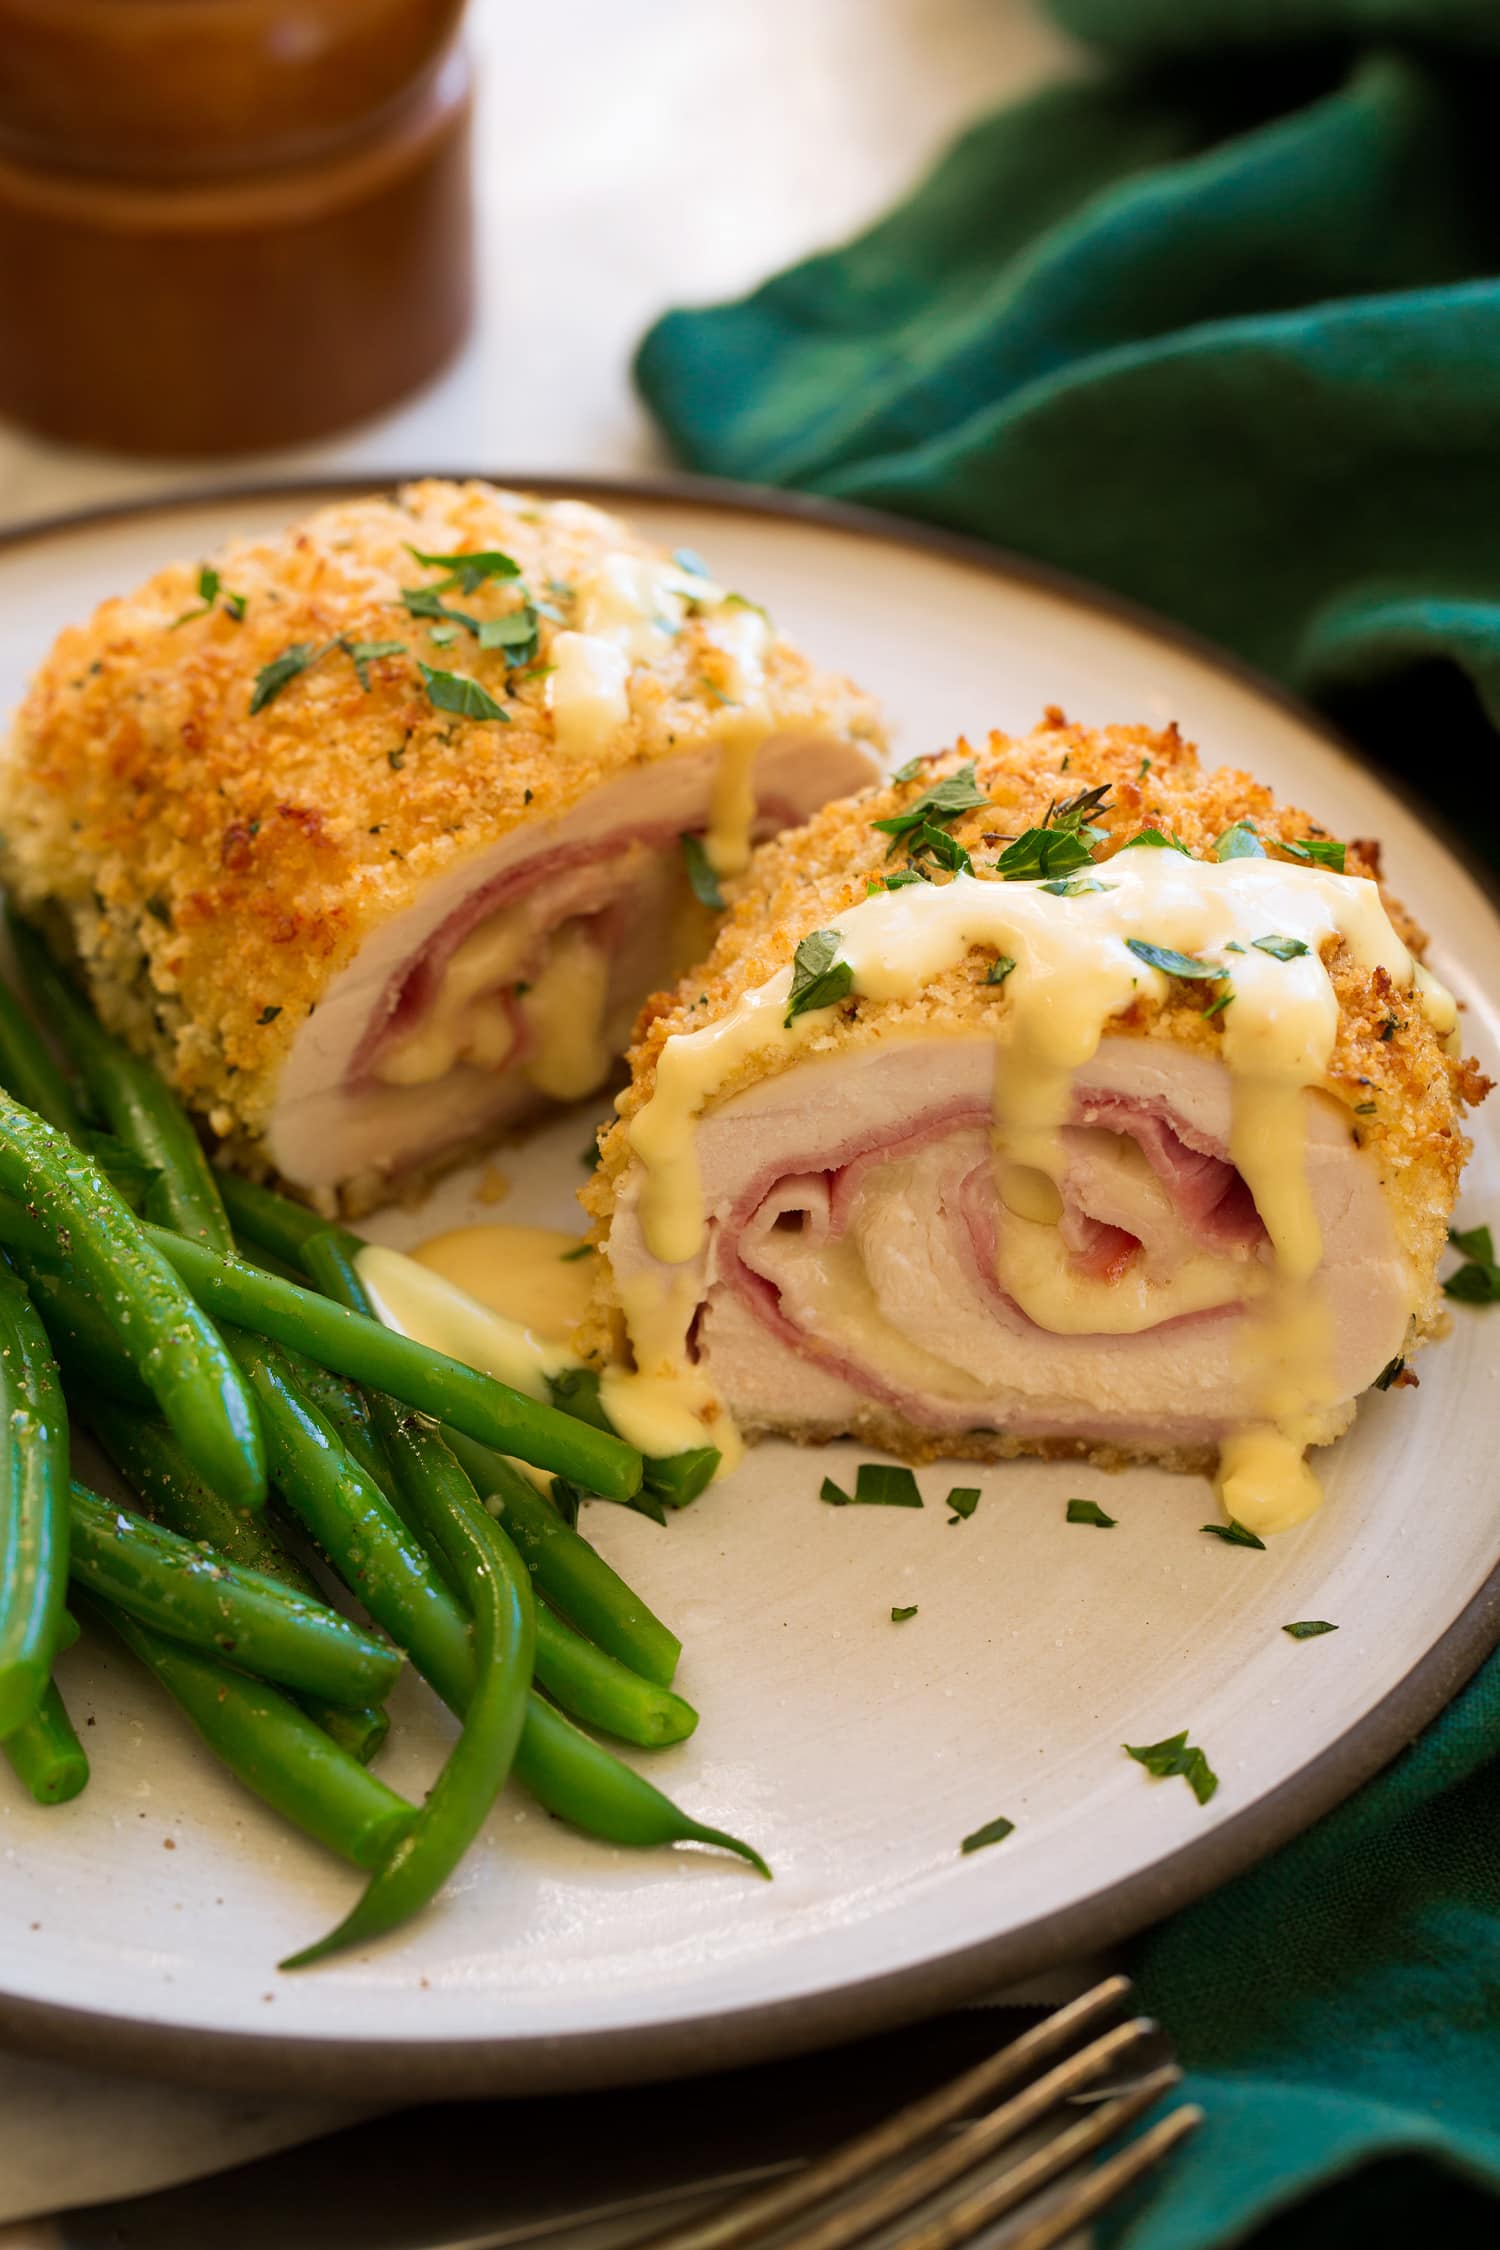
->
[[605, 1034, 1413, 1459], [268, 730, 876, 1193]]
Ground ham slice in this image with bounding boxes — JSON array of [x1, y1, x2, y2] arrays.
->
[[604, 1034, 1412, 1459], [267, 731, 879, 1195]]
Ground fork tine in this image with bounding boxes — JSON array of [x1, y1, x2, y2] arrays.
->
[[891, 2104, 1203, 2250], [870, 2068, 1181, 2250], [765, 2018, 1162, 2250], [631, 1977, 1133, 2250]]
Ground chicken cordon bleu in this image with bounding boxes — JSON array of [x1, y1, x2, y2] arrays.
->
[[587, 714, 1487, 1536], [0, 483, 882, 1209]]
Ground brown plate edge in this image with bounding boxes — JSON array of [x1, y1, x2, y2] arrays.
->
[[0, 465, 1495, 2099]]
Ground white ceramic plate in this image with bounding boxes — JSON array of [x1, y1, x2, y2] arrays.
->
[[0, 477, 1497, 2097]]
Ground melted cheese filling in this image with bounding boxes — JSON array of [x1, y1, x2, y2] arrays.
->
[[621, 847, 1457, 1534], [543, 549, 771, 872]]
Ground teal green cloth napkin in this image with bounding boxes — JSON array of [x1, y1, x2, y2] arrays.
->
[[637, 1, 1500, 858], [636, 6, 1500, 2242]]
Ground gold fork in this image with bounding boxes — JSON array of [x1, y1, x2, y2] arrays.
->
[[630, 1977, 1199, 2250]]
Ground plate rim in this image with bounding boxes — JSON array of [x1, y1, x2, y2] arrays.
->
[[1, 466, 1497, 2099]]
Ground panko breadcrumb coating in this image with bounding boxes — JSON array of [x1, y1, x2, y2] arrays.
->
[[0, 481, 883, 1192]]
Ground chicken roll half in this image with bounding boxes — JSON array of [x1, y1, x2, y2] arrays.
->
[[0, 482, 882, 1208], [587, 715, 1487, 1536]]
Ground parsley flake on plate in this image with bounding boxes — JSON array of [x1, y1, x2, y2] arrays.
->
[[946, 1487, 980, 1522], [1283, 1620, 1338, 1640], [785, 930, 854, 1027], [820, 1464, 924, 1508], [961, 1814, 1016, 1855], [1202, 1518, 1267, 1550], [1444, 1222, 1500, 1303], [1124, 1731, 1219, 1805], [1066, 1498, 1116, 1527], [890, 1604, 919, 1623]]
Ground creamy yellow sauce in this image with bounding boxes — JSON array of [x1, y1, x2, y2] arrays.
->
[[621, 847, 1456, 1534], [359, 1225, 739, 1472], [703, 605, 773, 878]]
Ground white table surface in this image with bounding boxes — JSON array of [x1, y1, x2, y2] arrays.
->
[[0, 0, 1075, 2230]]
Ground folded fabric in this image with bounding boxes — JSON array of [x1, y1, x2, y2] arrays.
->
[[637, 4, 1500, 861], [636, 4, 1500, 2243]]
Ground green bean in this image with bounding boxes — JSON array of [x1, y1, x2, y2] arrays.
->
[[0, 1263, 70, 1739], [215, 1170, 341, 1269], [85, 1398, 389, 1763], [377, 1411, 694, 1749], [53, 1609, 79, 1655], [548, 1367, 720, 1514], [0, 1120, 264, 1510], [283, 1452, 536, 1967], [279, 1347, 401, 1506], [517, 1697, 768, 1875], [118, 1218, 641, 1500], [68, 1483, 400, 1706], [8, 915, 229, 1250], [222, 1329, 476, 1710], [80, 1594, 413, 1868], [0, 969, 88, 1138], [443, 1429, 682, 1688], [2, 1678, 88, 1805], [88, 1396, 294, 1576]]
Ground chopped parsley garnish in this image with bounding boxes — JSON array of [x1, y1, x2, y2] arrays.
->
[[478, 610, 540, 663], [171, 564, 244, 629], [820, 1464, 924, 1508], [673, 546, 712, 578], [892, 756, 927, 783], [1125, 1731, 1219, 1805], [419, 663, 508, 722], [1066, 1498, 1116, 1527], [961, 1814, 1015, 1855], [249, 639, 337, 714], [906, 822, 974, 877], [891, 1604, 919, 1623], [222, 591, 248, 622], [345, 638, 406, 690], [1353, 1100, 1377, 1116], [996, 827, 1097, 882], [1123, 828, 1190, 854], [1251, 935, 1310, 961], [1040, 876, 1113, 897], [428, 623, 459, 646], [1374, 1355, 1405, 1390], [1213, 821, 1265, 861], [403, 584, 481, 632], [946, 1487, 980, 1521], [1282, 836, 1346, 873], [1444, 1223, 1500, 1302], [256, 1005, 282, 1025], [404, 544, 521, 593], [1380, 1014, 1403, 1041], [1283, 1619, 1338, 1639], [1202, 1518, 1267, 1549], [1202, 991, 1233, 1019], [681, 833, 725, 910], [559, 1244, 594, 1263], [1125, 939, 1227, 983], [786, 929, 853, 1026], [580, 1140, 601, 1171], [998, 783, 1112, 882], [986, 955, 1017, 986], [871, 762, 988, 850]]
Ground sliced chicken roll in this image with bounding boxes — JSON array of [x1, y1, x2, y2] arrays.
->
[[587, 716, 1488, 1536], [0, 481, 883, 1208]]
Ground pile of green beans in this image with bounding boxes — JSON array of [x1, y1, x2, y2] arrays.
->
[[0, 917, 768, 1962]]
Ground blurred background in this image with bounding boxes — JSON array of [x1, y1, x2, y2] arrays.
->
[[0, 0, 1071, 523]]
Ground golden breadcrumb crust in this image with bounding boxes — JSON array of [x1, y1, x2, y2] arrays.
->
[[0, 481, 881, 1141], [586, 714, 1488, 1378]]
